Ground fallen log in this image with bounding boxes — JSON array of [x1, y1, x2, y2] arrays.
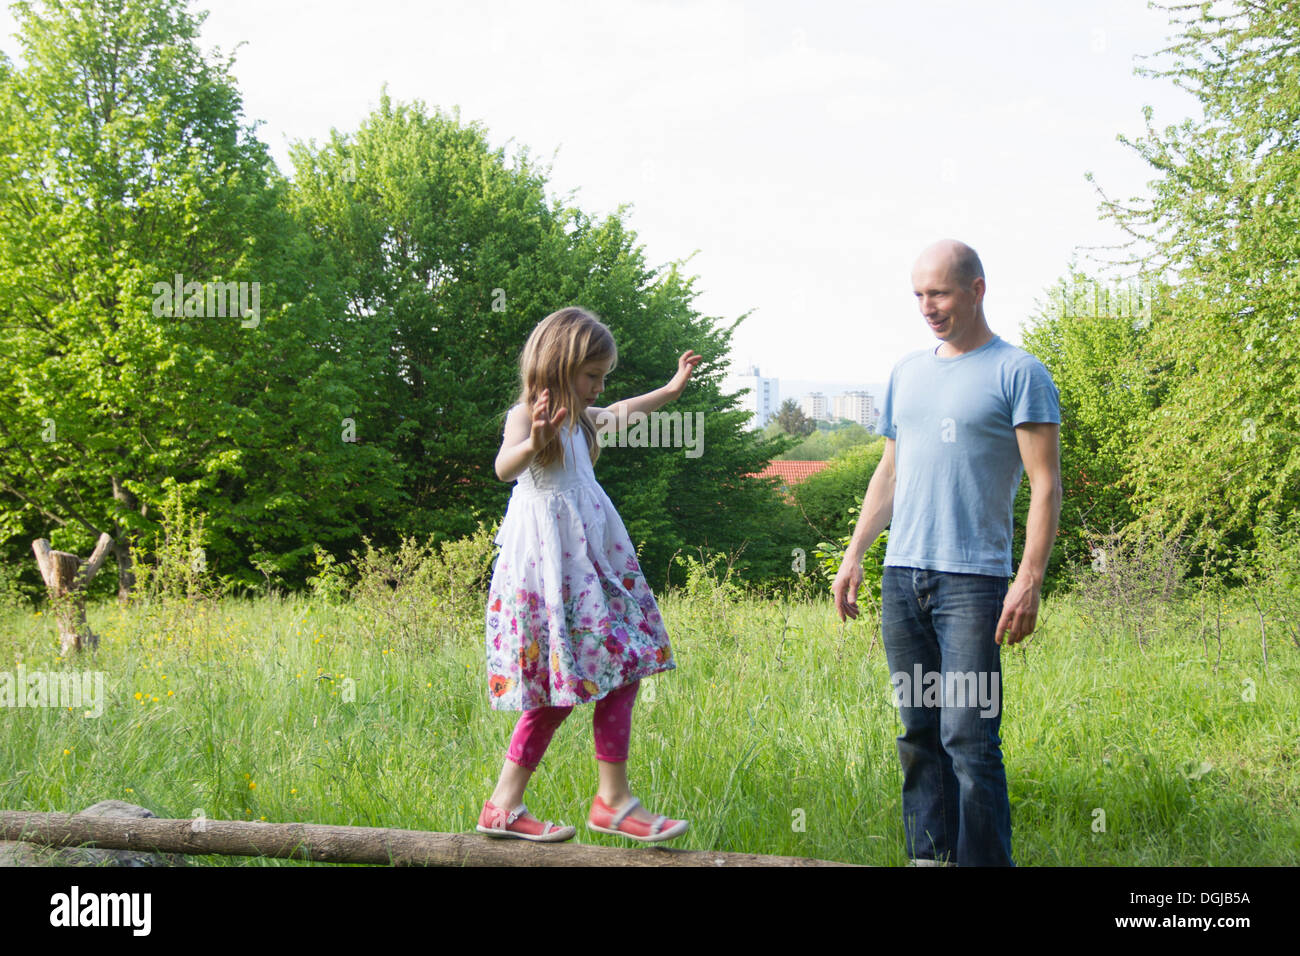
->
[[0, 810, 858, 867], [0, 800, 185, 866]]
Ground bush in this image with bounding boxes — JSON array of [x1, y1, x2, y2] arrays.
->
[[666, 548, 748, 644], [127, 482, 227, 605], [306, 544, 354, 605], [0, 559, 34, 613], [813, 506, 889, 609], [1067, 527, 1191, 649], [789, 440, 884, 544], [1232, 513, 1300, 659], [345, 522, 499, 651], [670, 548, 743, 600]]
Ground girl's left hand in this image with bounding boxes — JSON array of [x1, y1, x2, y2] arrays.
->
[[668, 350, 702, 396]]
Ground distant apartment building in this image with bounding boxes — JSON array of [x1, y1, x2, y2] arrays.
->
[[723, 365, 779, 430], [800, 392, 830, 422], [834, 390, 876, 429]]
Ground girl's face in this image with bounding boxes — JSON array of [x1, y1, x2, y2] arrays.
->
[[575, 358, 613, 408]]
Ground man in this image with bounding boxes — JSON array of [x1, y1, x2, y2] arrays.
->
[[832, 239, 1062, 867]]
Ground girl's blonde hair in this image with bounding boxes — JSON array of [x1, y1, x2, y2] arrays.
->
[[515, 306, 618, 468]]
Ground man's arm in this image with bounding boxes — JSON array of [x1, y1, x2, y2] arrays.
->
[[832, 438, 896, 621], [994, 422, 1062, 645]]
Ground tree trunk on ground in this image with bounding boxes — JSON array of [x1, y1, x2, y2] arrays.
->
[[31, 533, 113, 653], [0, 811, 858, 867], [0, 801, 186, 867]]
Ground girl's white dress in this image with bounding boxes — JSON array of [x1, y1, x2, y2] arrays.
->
[[485, 411, 675, 710]]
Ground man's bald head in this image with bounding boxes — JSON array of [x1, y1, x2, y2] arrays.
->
[[915, 239, 985, 291], [912, 239, 992, 353]]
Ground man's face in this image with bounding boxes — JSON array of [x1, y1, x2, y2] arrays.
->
[[912, 258, 983, 345]]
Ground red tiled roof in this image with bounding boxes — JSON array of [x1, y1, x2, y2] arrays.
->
[[750, 460, 831, 487]]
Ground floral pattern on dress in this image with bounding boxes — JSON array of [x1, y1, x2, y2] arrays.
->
[[484, 419, 674, 710]]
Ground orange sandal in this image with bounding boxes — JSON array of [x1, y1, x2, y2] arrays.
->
[[477, 800, 576, 842], [587, 795, 689, 843]]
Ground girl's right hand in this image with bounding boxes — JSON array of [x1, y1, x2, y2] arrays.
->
[[530, 389, 568, 453]]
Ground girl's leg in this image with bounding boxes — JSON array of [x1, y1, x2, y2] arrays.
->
[[592, 679, 639, 765], [592, 680, 669, 825], [488, 704, 572, 815]]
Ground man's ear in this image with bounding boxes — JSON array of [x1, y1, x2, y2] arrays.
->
[[971, 276, 986, 302]]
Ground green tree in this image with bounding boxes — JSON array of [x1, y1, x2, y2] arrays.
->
[[287, 92, 791, 588], [1019, 272, 1169, 583], [287, 93, 563, 547], [772, 399, 816, 437], [0, 0, 402, 599], [1092, 0, 1300, 550], [777, 421, 874, 460]]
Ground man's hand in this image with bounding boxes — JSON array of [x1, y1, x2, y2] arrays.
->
[[994, 576, 1040, 645], [832, 561, 863, 622], [999, 421, 1061, 645]]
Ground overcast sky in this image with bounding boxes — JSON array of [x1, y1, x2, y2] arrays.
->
[[0, 0, 1201, 384]]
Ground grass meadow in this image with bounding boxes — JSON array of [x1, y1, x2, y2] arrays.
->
[[1, 571, 1297, 867]]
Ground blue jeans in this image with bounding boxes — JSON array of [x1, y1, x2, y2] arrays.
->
[[881, 566, 1013, 866]]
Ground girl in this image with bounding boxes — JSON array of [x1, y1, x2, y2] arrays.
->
[[478, 306, 701, 843]]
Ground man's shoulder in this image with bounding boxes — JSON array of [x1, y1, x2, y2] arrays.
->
[[890, 348, 934, 377], [990, 337, 1055, 376], [990, 336, 1040, 362]]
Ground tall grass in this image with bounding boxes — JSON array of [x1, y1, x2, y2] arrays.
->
[[0, 545, 1295, 866]]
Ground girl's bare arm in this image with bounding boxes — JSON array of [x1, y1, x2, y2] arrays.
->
[[589, 351, 701, 424], [495, 392, 569, 482], [495, 404, 537, 482]]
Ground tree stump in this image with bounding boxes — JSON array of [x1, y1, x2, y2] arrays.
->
[[31, 534, 113, 654]]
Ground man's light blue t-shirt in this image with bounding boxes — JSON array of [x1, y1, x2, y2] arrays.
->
[[878, 335, 1060, 578]]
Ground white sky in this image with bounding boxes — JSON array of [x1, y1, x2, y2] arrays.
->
[[0, 0, 1201, 383]]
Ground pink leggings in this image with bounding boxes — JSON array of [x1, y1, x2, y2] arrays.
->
[[507, 680, 640, 771]]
